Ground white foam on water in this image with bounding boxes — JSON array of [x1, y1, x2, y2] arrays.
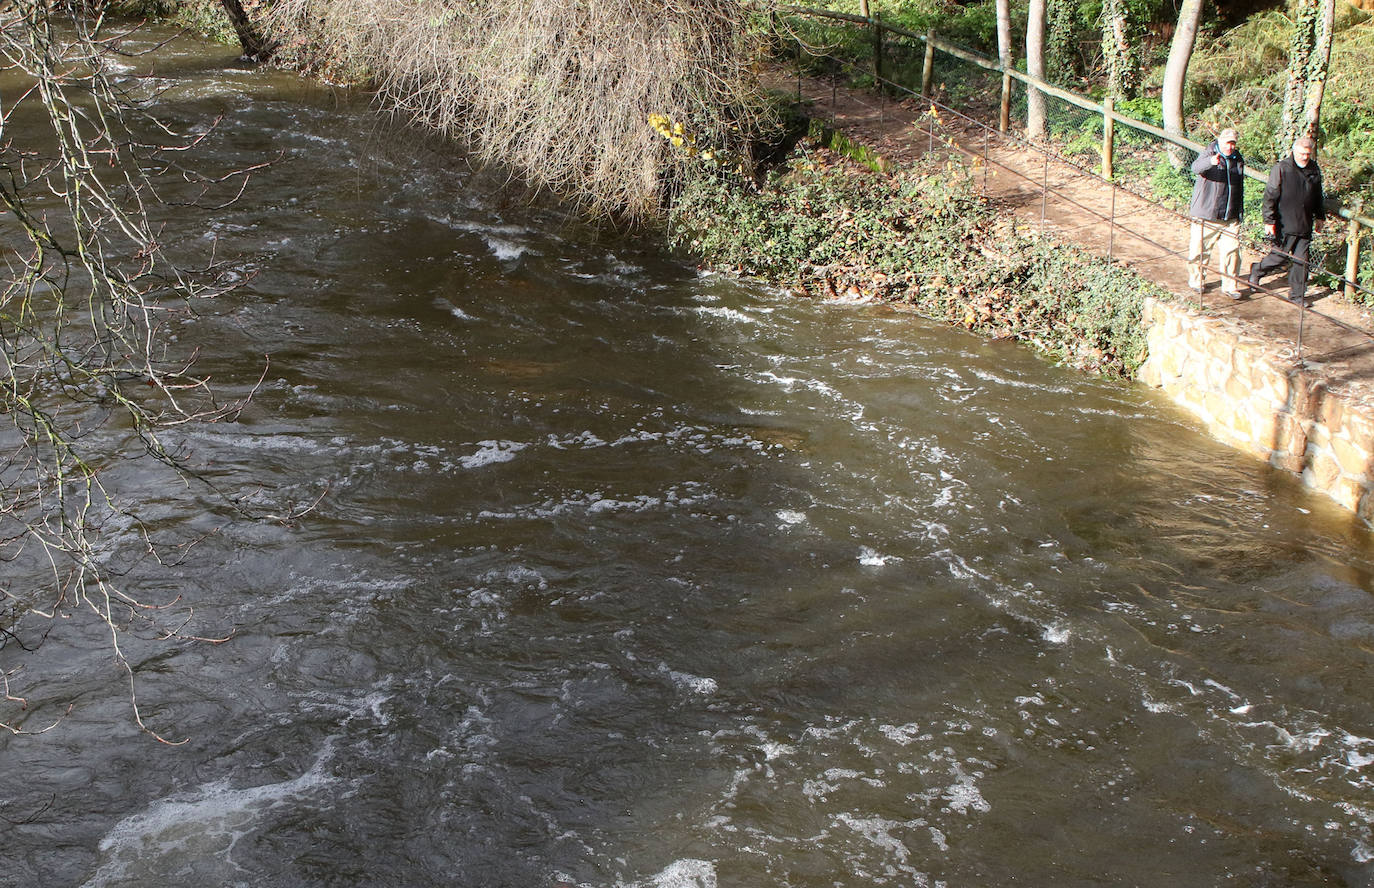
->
[[458, 440, 528, 469], [1041, 624, 1071, 645], [880, 723, 928, 746], [836, 813, 913, 864], [476, 484, 714, 521], [756, 370, 845, 402], [588, 494, 663, 514], [660, 664, 718, 696], [1239, 721, 1332, 753], [802, 768, 864, 802], [1203, 678, 1241, 700], [1346, 739, 1374, 770], [761, 741, 795, 760], [692, 306, 758, 325], [825, 290, 877, 305], [859, 546, 896, 567], [548, 430, 609, 449], [641, 859, 718, 888], [1141, 695, 1177, 714], [484, 236, 527, 260], [434, 296, 477, 321], [942, 765, 990, 815], [934, 549, 990, 581], [776, 509, 808, 525], [84, 743, 337, 887]]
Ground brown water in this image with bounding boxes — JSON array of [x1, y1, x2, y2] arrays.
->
[[2, 27, 1374, 888]]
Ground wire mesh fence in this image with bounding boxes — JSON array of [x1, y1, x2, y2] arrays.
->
[[773, 7, 1374, 364]]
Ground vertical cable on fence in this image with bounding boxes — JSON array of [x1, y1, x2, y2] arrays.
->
[[1041, 153, 1049, 230], [1347, 217, 1363, 301], [1297, 299, 1307, 367], [982, 129, 989, 198], [831, 62, 837, 121], [1108, 182, 1116, 259]]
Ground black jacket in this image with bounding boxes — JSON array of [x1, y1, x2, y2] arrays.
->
[[1262, 155, 1325, 238], [1189, 142, 1245, 221]]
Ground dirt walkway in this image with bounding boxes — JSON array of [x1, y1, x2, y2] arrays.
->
[[775, 71, 1374, 404]]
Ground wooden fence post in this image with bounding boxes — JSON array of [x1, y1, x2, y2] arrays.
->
[[921, 31, 935, 97], [1102, 96, 1115, 180], [1348, 217, 1363, 301]]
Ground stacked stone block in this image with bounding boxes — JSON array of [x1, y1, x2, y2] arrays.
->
[[1137, 296, 1374, 524]]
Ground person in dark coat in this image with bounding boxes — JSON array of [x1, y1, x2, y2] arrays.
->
[[1187, 127, 1246, 298], [1249, 136, 1326, 305]]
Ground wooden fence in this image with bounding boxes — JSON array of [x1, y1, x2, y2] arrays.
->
[[784, 4, 1374, 301]]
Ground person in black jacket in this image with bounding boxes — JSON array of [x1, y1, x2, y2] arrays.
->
[[1249, 136, 1326, 305], [1187, 128, 1246, 298]]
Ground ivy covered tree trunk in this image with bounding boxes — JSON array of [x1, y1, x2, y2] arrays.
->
[[219, 0, 277, 60], [1161, 0, 1203, 168], [1045, 0, 1076, 80], [1277, 0, 1336, 153], [1026, 0, 1047, 139], [1101, 0, 1138, 100]]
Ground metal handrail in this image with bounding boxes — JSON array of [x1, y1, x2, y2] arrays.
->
[[791, 46, 1374, 366], [782, 7, 1374, 222]]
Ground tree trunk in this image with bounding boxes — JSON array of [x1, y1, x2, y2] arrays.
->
[[1026, 0, 1046, 139], [1161, 0, 1203, 168], [996, 0, 1013, 69], [997, 0, 1013, 131], [1305, 0, 1336, 138], [1280, 0, 1336, 149], [1101, 0, 1136, 100], [219, 0, 276, 60]]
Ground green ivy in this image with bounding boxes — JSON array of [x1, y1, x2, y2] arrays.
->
[[669, 145, 1165, 378]]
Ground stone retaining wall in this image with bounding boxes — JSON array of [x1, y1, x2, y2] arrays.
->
[[1137, 296, 1374, 524]]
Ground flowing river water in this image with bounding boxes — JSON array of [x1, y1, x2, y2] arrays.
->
[[3, 28, 1374, 888]]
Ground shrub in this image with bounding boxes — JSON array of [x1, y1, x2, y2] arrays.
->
[[670, 146, 1164, 377]]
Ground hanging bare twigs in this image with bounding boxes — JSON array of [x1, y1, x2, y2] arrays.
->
[[262, 0, 777, 221], [0, 1, 259, 740]]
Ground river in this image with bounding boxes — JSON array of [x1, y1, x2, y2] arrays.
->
[[2, 26, 1373, 888]]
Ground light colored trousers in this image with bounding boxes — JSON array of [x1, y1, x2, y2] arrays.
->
[[1188, 218, 1242, 294]]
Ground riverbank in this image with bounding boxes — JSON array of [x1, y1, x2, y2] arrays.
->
[[670, 143, 1163, 379], [672, 134, 1374, 526]]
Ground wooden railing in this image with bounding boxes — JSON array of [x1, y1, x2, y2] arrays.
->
[[783, 5, 1374, 301]]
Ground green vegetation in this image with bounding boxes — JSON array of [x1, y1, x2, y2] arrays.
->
[[771, 0, 1374, 300], [112, 0, 238, 44], [670, 146, 1162, 378]]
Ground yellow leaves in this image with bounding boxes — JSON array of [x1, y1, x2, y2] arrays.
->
[[649, 113, 692, 149], [649, 112, 713, 162]]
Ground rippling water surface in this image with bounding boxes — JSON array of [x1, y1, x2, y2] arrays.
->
[[3, 28, 1374, 888]]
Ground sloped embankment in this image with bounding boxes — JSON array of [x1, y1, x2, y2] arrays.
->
[[670, 146, 1167, 379]]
